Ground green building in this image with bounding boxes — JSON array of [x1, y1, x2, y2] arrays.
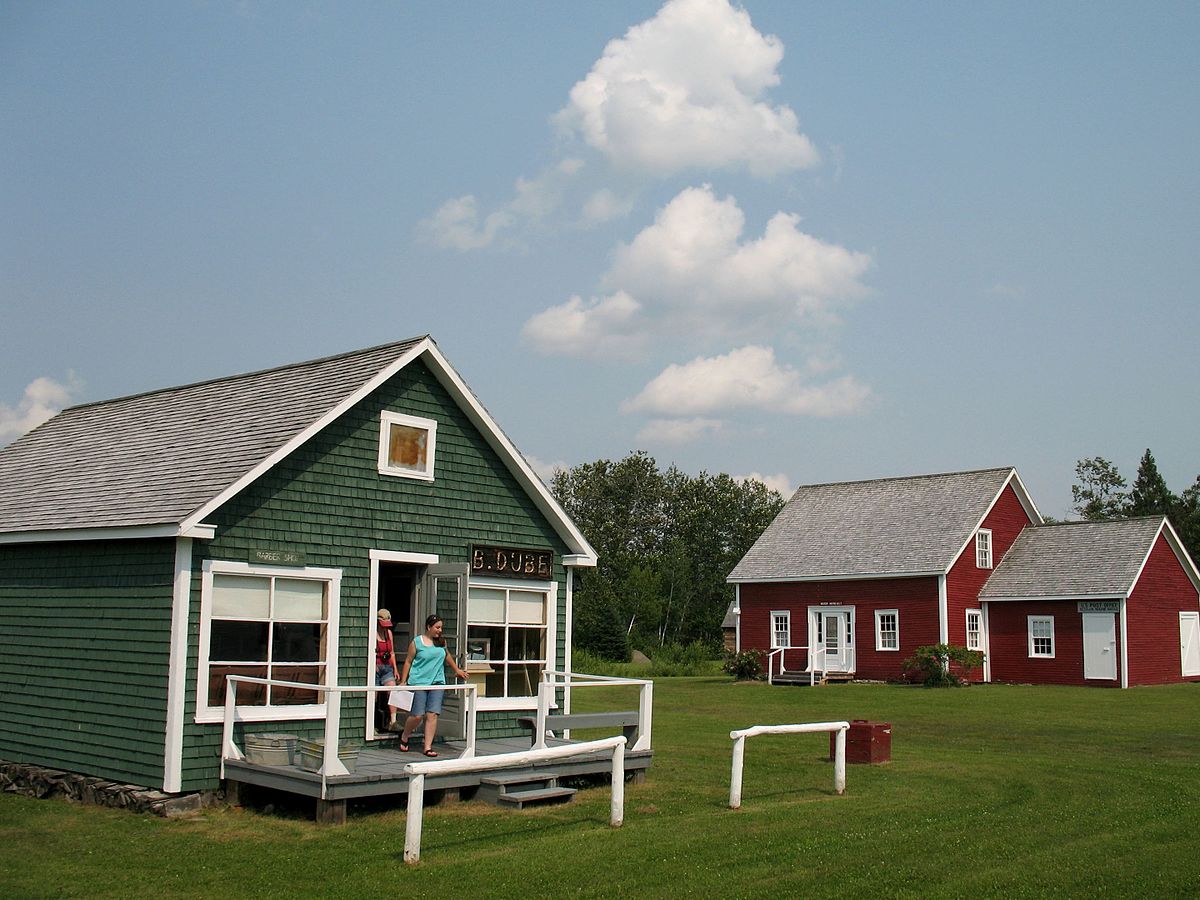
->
[[0, 336, 597, 793]]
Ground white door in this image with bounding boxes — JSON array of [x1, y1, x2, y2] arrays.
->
[[420, 565, 469, 739], [820, 611, 853, 673], [1082, 612, 1117, 681], [1181, 612, 1200, 677]]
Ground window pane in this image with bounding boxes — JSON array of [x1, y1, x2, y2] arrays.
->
[[210, 620, 268, 662], [269, 665, 324, 705], [208, 664, 267, 706], [507, 626, 546, 661], [506, 663, 542, 697], [274, 578, 326, 621], [469, 588, 505, 624], [212, 575, 270, 618], [467, 625, 503, 661], [509, 590, 545, 624], [389, 423, 428, 470], [272, 622, 325, 662]]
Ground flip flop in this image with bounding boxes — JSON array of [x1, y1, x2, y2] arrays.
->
[[422, 749, 438, 758], [398, 740, 410, 752]]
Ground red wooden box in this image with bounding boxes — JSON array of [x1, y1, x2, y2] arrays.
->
[[830, 719, 892, 764]]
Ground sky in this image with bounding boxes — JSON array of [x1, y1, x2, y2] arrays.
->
[[3, 0, 1198, 519]]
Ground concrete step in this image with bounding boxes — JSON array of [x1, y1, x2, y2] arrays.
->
[[494, 786, 577, 809]]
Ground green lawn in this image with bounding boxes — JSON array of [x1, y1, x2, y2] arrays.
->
[[3, 679, 1199, 898]]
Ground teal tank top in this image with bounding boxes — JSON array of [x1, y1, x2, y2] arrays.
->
[[408, 636, 447, 686]]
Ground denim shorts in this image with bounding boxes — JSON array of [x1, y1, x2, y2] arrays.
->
[[376, 664, 397, 686], [409, 687, 445, 716]]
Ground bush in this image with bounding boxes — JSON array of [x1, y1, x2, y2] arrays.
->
[[902, 643, 985, 687], [571, 644, 722, 678], [722, 649, 765, 681]]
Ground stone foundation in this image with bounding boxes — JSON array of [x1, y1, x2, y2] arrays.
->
[[0, 760, 218, 817]]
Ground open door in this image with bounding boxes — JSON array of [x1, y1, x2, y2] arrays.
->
[[420, 564, 469, 740]]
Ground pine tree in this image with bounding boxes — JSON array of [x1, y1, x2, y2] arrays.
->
[[1127, 449, 1178, 520]]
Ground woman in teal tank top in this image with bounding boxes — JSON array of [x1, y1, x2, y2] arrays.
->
[[398, 614, 468, 756]]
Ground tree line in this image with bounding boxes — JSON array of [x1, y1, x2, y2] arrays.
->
[[1071, 449, 1200, 562]]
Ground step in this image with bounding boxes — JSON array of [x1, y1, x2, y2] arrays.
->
[[493, 786, 577, 809], [479, 769, 561, 787]]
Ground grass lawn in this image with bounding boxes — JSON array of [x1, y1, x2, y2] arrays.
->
[[3, 678, 1199, 898]]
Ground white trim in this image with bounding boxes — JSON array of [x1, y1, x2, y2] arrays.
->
[[728, 570, 943, 584], [734, 584, 741, 653], [467, 576, 558, 711], [981, 603, 992, 682], [162, 537, 192, 793], [1128, 517, 1200, 597], [770, 610, 791, 649], [564, 570, 574, 717], [965, 608, 984, 652], [562, 554, 598, 568], [975, 529, 993, 569], [1120, 597, 1130, 688], [0, 523, 216, 545], [368, 549, 439, 566], [1180, 611, 1200, 678], [943, 468, 1042, 576], [376, 410, 437, 481], [874, 609, 900, 651], [982, 592, 1127, 603], [937, 575, 949, 644], [194, 559, 342, 724], [1027, 615, 1055, 658]]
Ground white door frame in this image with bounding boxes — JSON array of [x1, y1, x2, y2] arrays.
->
[[1081, 612, 1118, 681], [1181, 611, 1200, 677], [808, 606, 855, 673]]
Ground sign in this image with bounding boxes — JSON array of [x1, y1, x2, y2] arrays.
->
[[1077, 600, 1120, 614], [471, 545, 553, 580], [250, 548, 307, 567]]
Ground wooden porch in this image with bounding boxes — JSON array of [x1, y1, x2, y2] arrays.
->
[[223, 735, 653, 824]]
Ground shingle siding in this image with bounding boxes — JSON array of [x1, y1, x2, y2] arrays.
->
[[179, 359, 570, 790], [1127, 533, 1200, 685], [0, 539, 175, 784]]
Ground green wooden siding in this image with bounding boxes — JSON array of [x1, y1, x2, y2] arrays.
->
[[181, 359, 573, 790], [0, 539, 175, 786]]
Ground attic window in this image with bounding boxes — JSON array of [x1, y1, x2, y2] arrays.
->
[[378, 411, 437, 481], [975, 529, 993, 569]]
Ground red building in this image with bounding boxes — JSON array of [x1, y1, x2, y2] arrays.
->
[[728, 468, 1200, 688]]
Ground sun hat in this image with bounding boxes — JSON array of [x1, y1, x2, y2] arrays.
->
[[377, 608, 393, 626]]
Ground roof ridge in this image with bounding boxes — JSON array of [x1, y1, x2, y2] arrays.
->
[[1031, 516, 1165, 529], [61, 335, 430, 412], [794, 466, 1013, 492]]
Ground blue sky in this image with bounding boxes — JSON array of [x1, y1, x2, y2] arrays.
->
[[3, 0, 1198, 518]]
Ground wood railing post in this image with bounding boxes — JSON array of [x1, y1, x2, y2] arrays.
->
[[610, 739, 625, 827], [833, 726, 846, 795], [729, 734, 746, 809], [404, 773, 425, 864]]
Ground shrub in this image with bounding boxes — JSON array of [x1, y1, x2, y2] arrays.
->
[[902, 643, 985, 687], [722, 649, 765, 681]]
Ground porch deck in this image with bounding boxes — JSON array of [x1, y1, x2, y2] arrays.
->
[[224, 735, 653, 803]]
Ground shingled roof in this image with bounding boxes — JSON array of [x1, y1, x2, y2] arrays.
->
[[729, 467, 1036, 581], [0, 337, 597, 562], [978, 517, 1188, 599]]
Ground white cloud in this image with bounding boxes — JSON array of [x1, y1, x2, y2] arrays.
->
[[523, 453, 570, 486], [0, 374, 81, 446], [737, 471, 794, 497], [582, 188, 636, 223], [634, 416, 724, 444], [557, 0, 819, 176], [623, 345, 870, 417], [521, 290, 646, 359]]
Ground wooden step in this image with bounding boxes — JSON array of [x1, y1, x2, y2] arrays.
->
[[479, 769, 560, 786], [494, 786, 577, 809]]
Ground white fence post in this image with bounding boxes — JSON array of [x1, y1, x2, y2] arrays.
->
[[404, 773, 425, 864], [634, 680, 654, 752], [534, 680, 551, 749], [833, 727, 846, 795], [610, 740, 625, 827], [729, 734, 746, 809], [728, 721, 849, 809]]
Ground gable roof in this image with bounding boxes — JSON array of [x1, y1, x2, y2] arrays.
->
[[979, 517, 1200, 599], [728, 467, 1038, 582], [0, 336, 598, 564]]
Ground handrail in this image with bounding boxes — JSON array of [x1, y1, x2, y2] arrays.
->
[[728, 721, 849, 808], [221, 676, 478, 799], [401, 735, 627, 863], [537, 669, 653, 752]]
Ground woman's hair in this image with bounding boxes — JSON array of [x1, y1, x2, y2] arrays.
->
[[425, 614, 446, 647]]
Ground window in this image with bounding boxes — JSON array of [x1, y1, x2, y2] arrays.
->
[[466, 581, 555, 703], [976, 529, 993, 568], [966, 609, 984, 651], [377, 411, 436, 481], [771, 611, 791, 648], [874, 610, 899, 651], [1028, 616, 1055, 658], [197, 561, 340, 722]]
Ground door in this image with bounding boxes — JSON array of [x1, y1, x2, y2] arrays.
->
[[818, 610, 853, 673], [1082, 612, 1118, 680], [1181, 612, 1200, 677], [419, 565, 469, 739]]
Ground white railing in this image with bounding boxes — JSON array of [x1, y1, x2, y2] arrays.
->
[[535, 670, 653, 752], [402, 735, 627, 863], [728, 721, 849, 809], [766, 646, 828, 685], [220, 676, 478, 799]]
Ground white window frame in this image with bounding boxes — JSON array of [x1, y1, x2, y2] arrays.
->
[[976, 528, 993, 569], [1028, 615, 1055, 658], [874, 609, 900, 651], [770, 610, 791, 649], [467, 576, 558, 712], [195, 559, 342, 724], [377, 410, 437, 481], [965, 609, 984, 651]]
